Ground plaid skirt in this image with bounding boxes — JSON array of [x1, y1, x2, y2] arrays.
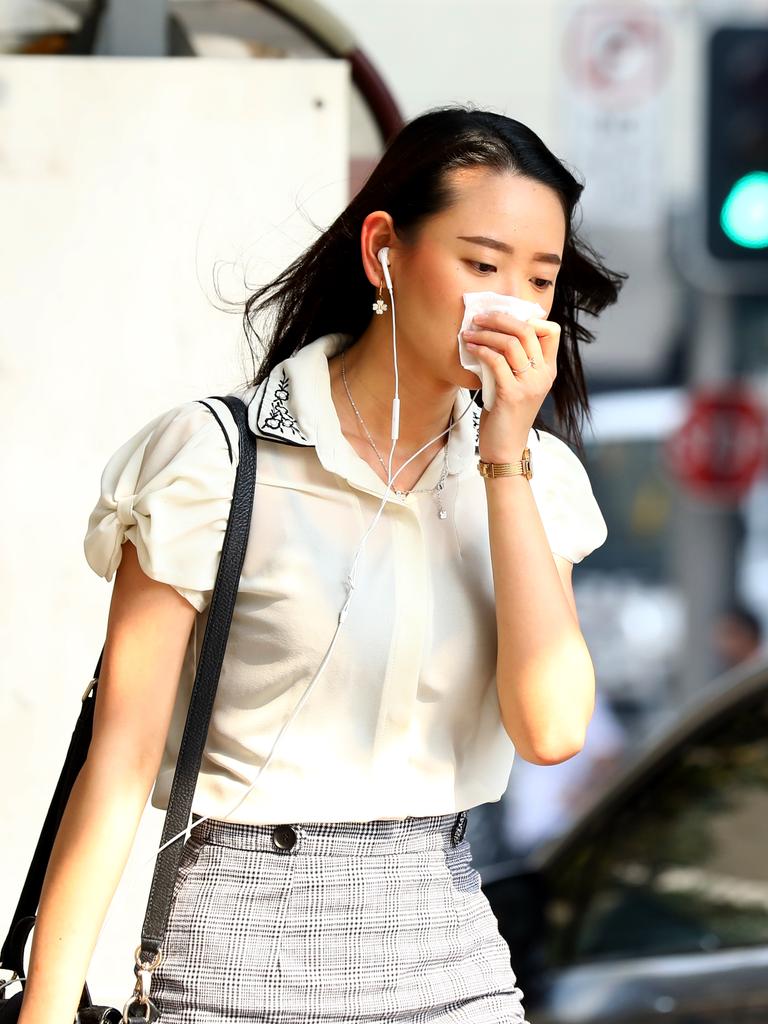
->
[[148, 811, 530, 1023]]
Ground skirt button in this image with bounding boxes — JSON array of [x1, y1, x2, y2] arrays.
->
[[272, 824, 298, 851]]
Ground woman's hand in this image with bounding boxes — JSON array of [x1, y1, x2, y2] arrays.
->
[[462, 311, 561, 462]]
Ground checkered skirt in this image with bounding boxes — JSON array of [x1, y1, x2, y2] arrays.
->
[[148, 811, 530, 1023]]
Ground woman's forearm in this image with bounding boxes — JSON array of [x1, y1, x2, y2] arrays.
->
[[484, 474, 595, 765], [16, 749, 152, 1024]]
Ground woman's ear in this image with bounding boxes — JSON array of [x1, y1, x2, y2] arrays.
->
[[360, 211, 396, 288]]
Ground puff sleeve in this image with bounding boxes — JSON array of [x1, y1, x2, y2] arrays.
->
[[83, 399, 239, 612], [528, 429, 607, 564]]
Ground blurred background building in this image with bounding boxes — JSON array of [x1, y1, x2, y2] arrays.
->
[[2, 0, 768, 1007]]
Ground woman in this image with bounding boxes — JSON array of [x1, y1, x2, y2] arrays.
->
[[18, 105, 624, 1024]]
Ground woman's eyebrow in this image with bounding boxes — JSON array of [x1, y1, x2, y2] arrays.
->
[[456, 235, 562, 266]]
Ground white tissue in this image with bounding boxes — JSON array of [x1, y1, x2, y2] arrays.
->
[[458, 291, 546, 409]]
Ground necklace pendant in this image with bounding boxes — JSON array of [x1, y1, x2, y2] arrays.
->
[[438, 508, 447, 520]]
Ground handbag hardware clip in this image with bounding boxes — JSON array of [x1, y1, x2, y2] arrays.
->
[[82, 676, 98, 702], [0, 968, 20, 994], [121, 947, 163, 1023], [132, 946, 162, 973], [121, 993, 157, 1023], [133, 967, 152, 1002]]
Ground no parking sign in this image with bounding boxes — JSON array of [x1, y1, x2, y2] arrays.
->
[[559, 2, 671, 227], [563, 3, 670, 109]]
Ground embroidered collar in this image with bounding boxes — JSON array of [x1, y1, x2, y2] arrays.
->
[[256, 364, 312, 447], [247, 333, 481, 493]]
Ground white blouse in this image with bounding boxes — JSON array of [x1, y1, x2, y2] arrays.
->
[[83, 332, 608, 824]]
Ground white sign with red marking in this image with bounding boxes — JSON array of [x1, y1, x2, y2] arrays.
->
[[664, 387, 768, 502], [559, 2, 671, 227]]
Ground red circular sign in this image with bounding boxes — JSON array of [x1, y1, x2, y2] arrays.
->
[[664, 386, 768, 501], [563, 6, 670, 109]]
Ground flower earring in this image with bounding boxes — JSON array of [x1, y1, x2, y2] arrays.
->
[[372, 281, 388, 315]]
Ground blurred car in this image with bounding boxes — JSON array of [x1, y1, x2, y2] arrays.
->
[[479, 654, 768, 1024]]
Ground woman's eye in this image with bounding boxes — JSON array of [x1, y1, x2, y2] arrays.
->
[[532, 278, 553, 290], [469, 261, 496, 274]]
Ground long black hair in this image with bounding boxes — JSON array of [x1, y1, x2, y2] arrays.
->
[[240, 104, 626, 453]]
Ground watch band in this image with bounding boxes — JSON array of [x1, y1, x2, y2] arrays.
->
[[477, 447, 533, 480]]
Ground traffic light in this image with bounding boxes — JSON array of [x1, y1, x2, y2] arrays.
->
[[705, 25, 768, 262]]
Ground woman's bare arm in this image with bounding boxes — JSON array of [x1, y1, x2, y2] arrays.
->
[[484, 475, 596, 765], [17, 540, 197, 1024]]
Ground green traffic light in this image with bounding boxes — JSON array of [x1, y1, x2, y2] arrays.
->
[[720, 172, 768, 249]]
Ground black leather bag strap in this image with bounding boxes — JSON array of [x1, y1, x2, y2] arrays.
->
[[137, 395, 256, 957]]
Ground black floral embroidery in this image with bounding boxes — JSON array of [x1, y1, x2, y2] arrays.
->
[[262, 369, 309, 442], [472, 406, 481, 451]]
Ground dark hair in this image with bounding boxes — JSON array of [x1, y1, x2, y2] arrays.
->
[[239, 104, 626, 453]]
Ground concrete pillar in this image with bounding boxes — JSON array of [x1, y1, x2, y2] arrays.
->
[[671, 291, 740, 700]]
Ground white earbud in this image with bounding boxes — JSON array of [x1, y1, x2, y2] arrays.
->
[[377, 246, 393, 292]]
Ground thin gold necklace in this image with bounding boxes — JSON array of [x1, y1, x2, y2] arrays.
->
[[340, 349, 450, 520]]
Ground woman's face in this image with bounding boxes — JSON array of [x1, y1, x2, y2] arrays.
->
[[390, 166, 567, 389]]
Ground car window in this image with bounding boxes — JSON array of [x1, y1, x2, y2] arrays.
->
[[546, 691, 768, 962]]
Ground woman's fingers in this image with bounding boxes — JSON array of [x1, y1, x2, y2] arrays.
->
[[527, 317, 561, 378], [463, 311, 560, 379], [467, 311, 544, 360], [463, 327, 531, 371]]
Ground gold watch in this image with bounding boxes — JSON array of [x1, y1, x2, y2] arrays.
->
[[477, 448, 533, 480]]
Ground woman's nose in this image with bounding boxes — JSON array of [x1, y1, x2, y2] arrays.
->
[[503, 279, 534, 302], [500, 280, 551, 317]]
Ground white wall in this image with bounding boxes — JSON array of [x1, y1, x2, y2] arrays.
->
[[0, 54, 348, 1005], [329, 0, 560, 136]]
